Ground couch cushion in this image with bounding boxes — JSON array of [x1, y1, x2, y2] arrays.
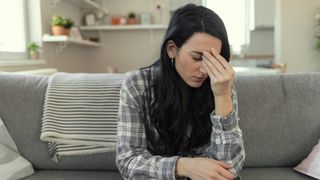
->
[[23, 170, 123, 180], [0, 73, 125, 171], [235, 73, 320, 167], [240, 167, 315, 180], [0, 117, 34, 179]]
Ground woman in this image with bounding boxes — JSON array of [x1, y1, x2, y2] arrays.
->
[[116, 4, 245, 180]]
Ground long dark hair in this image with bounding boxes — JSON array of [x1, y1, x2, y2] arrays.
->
[[142, 4, 230, 156]]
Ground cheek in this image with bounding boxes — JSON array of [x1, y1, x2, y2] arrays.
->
[[176, 57, 195, 75], [185, 61, 199, 74]]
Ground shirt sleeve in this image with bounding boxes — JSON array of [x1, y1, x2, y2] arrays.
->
[[116, 76, 180, 180], [205, 85, 246, 177]]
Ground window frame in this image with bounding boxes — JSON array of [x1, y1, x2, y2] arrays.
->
[[0, 1, 29, 60]]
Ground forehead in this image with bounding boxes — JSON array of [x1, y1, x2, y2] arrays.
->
[[181, 32, 222, 53]]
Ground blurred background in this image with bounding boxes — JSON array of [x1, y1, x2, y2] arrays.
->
[[0, 0, 319, 75]]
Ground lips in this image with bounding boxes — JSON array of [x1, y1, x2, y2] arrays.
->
[[193, 76, 206, 81]]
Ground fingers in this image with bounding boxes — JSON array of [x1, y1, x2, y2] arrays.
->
[[202, 54, 228, 84], [218, 168, 236, 180], [202, 48, 235, 79], [191, 158, 236, 180], [211, 160, 235, 179], [215, 160, 233, 169], [216, 175, 234, 180], [203, 51, 226, 77], [203, 57, 217, 80], [216, 174, 230, 180], [210, 48, 234, 74]]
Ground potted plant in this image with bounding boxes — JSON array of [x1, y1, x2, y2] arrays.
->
[[127, 12, 137, 25], [51, 16, 66, 35], [27, 42, 40, 60], [51, 16, 74, 36], [63, 18, 74, 35]]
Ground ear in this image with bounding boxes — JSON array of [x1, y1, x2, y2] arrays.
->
[[166, 40, 177, 59]]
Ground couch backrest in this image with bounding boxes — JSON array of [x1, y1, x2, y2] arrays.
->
[[0, 73, 126, 171], [1, 73, 320, 170], [235, 73, 320, 167]]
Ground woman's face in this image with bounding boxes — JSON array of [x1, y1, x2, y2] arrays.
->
[[168, 33, 222, 88]]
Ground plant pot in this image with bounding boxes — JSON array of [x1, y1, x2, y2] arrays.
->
[[127, 18, 137, 25], [112, 16, 122, 25], [52, 26, 67, 36], [29, 51, 39, 60], [64, 28, 70, 36], [111, 16, 127, 25]]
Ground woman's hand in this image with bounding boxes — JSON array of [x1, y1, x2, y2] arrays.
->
[[202, 48, 235, 97], [176, 157, 236, 180]]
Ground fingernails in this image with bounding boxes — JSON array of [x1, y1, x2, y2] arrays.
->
[[211, 48, 216, 52]]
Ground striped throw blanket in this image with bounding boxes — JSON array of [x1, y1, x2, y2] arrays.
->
[[40, 72, 127, 161]]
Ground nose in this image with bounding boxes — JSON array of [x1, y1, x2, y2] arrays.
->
[[199, 62, 207, 75]]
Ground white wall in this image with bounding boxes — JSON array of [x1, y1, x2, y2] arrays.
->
[[86, 30, 165, 73], [275, 0, 320, 72]]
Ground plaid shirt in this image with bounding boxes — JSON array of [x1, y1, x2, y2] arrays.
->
[[116, 66, 245, 180]]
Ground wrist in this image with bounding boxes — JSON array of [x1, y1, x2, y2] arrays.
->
[[212, 85, 232, 97], [176, 157, 192, 177], [214, 93, 233, 117], [214, 91, 231, 99]]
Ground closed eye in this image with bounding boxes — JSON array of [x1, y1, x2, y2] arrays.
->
[[193, 57, 202, 61], [190, 51, 203, 61]]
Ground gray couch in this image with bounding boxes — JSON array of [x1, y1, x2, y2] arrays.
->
[[0, 72, 319, 180]]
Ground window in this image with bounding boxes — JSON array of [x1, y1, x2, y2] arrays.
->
[[0, 1, 28, 60], [204, 0, 249, 54]]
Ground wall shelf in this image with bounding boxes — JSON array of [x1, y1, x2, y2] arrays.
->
[[42, 35, 101, 47], [80, 24, 168, 31], [42, 35, 100, 56], [251, 26, 274, 31]]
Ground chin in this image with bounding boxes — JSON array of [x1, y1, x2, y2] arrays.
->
[[187, 81, 204, 88]]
